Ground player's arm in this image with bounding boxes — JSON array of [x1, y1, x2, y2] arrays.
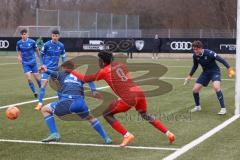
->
[[184, 57, 198, 85], [33, 40, 40, 59], [215, 54, 235, 77], [61, 46, 66, 63], [88, 82, 96, 92], [87, 81, 103, 100], [67, 70, 99, 82], [16, 43, 22, 63], [39, 65, 59, 79], [36, 48, 40, 59], [40, 45, 47, 66]]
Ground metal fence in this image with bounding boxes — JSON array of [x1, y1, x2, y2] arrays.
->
[[36, 9, 140, 38], [0, 9, 236, 38]]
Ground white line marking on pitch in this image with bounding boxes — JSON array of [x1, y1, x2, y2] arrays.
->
[[0, 63, 18, 66], [160, 77, 235, 81], [0, 86, 110, 110], [0, 77, 234, 110], [163, 114, 240, 160], [0, 139, 180, 151]]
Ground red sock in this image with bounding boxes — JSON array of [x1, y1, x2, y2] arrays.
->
[[111, 121, 128, 135], [150, 119, 168, 134]]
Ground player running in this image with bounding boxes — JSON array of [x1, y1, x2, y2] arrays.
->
[[39, 62, 112, 143], [35, 29, 66, 110], [184, 40, 235, 115], [16, 29, 41, 98], [67, 51, 175, 147]]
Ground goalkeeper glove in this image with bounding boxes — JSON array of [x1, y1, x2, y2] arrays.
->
[[228, 67, 235, 78]]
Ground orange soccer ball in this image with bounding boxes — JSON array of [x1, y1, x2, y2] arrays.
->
[[6, 106, 20, 120]]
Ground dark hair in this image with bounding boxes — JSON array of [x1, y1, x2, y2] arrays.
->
[[192, 40, 203, 48], [98, 51, 113, 64], [52, 29, 60, 35], [20, 29, 27, 35], [61, 60, 75, 70]]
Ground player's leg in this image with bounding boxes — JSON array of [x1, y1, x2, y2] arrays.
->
[[191, 83, 203, 112], [41, 102, 60, 142], [191, 72, 210, 112], [22, 64, 38, 97], [85, 114, 112, 144], [135, 98, 175, 143], [212, 77, 226, 114], [68, 98, 112, 144], [25, 72, 38, 97], [103, 99, 134, 147], [35, 73, 49, 110], [31, 63, 41, 89], [155, 52, 158, 59], [152, 51, 155, 59]]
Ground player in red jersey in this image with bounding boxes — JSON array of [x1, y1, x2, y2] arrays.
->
[[68, 51, 175, 147]]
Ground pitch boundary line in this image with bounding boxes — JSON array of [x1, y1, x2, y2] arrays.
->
[[0, 139, 180, 151], [163, 114, 240, 160]]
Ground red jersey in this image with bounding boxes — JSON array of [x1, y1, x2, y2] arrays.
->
[[70, 62, 145, 106]]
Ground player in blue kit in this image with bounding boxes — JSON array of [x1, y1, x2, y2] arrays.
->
[[39, 62, 112, 144], [16, 29, 41, 98], [184, 40, 235, 115], [35, 30, 66, 110]]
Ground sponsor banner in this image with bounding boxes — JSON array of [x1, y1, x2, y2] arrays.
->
[[0, 40, 10, 49], [0, 37, 236, 54]]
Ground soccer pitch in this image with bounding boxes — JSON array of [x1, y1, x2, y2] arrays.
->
[[0, 54, 238, 160]]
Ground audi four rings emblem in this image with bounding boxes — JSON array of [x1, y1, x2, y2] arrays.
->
[[170, 41, 192, 50], [0, 40, 10, 49]]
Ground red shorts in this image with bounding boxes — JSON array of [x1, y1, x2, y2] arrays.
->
[[108, 97, 147, 114]]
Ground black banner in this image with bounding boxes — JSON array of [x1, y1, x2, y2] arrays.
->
[[0, 37, 236, 54]]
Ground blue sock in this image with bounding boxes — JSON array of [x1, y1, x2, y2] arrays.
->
[[216, 90, 225, 108], [28, 81, 36, 93], [44, 115, 58, 134], [38, 87, 46, 103], [91, 119, 108, 140], [193, 92, 200, 106], [37, 80, 41, 88]]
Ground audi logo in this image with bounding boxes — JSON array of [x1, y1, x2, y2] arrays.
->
[[170, 41, 192, 50], [0, 40, 10, 49]]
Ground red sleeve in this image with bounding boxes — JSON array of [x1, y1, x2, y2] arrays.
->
[[95, 69, 105, 81], [70, 70, 99, 82]]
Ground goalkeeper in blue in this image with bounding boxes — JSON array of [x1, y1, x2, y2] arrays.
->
[[39, 62, 112, 143], [16, 29, 41, 98], [35, 30, 66, 110], [184, 40, 235, 115]]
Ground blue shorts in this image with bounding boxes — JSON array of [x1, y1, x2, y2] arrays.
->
[[196, 71, 221, 87], [22, 62, 38, 74], [47, 97, 89, 119], [41, 73, 50, 80]]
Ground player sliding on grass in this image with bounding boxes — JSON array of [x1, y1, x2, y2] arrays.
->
[[39, 62, 112, 143], [67, 51, 175, 147], [16, 29, 41, 98], [184, 40, 235, 115]]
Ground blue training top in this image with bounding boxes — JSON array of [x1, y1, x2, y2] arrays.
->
[[16, 38, 37, 65], [46, 69, 96, 100], [40, 40, 66, 71]]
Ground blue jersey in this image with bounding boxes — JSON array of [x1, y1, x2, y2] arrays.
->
[[189, 49, 230, 76], [16, 38, 37, 65], [41, 40, 66, 71], [47, 70, 96, 99]]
